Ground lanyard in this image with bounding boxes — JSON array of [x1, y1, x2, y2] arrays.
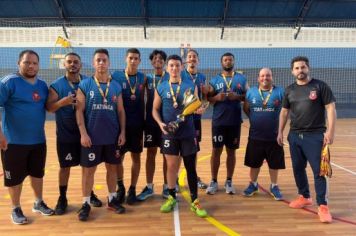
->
[[258, 86, 273, 108], [169, 78, 182, 109], [153, 71, 165, 88], [93, 75, 111, 104], [187, 70, 197, 83], [125, 71, 138, 95], [221, 72, 235, 91], [66, 75, 81, 90]]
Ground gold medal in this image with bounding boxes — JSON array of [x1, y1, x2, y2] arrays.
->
[[131, 94, 136, 100], [259, 86, 273, 109], [103, 98, 108, 104], [222, 72, 234, 92], [125, 71, 138, 100], [93, 75, 111, 105], [173, 102, 178, 108]]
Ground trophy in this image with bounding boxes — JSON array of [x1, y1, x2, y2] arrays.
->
[[164, 89, 202, 134]]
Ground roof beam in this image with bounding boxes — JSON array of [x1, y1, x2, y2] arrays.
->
[[220, 0, 230, 39], [294, 0, 314, 39], [53, 0, 69, 39], [141, 0, 148, 39]]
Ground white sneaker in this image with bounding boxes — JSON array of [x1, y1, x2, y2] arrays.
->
[[224, 180, 236, 194], [206, 181, 218, 195]]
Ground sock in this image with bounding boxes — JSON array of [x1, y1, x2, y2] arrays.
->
[[108, 192, 117, 202], [83, 197, 90, 204], [12, 205, 21, 209], [212, 178, 217, 183], [129, 185, 136, 192], [59, 185, 68, 198], [117, 179, 124, 189], [35, 198, 43, 204], [271, 183, 278, 188], [226, 177, 232, 182], [168, 188, 176, 199], [147, 183, 153, 189]]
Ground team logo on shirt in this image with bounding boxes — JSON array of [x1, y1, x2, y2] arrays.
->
[[274, 99, 280, 107], [111, 95, 118, 103], [139, 84, 144, 90], [32, 91, 41, 101], [236, 83, 241, 89], [309, 90, 317, 100]]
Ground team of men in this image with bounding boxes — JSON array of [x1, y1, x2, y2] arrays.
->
[[0, 49, 336, 224]]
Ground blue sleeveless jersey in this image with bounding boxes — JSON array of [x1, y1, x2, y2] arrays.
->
[[157, 79, 195, 139], [78, 77, 122, 145], [209, 72, 247, 126], [246, 86, 284, 141], [50, 75, 89, 143], [146, 71, 169, 126], [181, 69, 206, 121], [0, 73, 48, 144], [112, 70, 145, 126]]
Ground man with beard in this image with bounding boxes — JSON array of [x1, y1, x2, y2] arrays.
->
[[242, 68, 285, 200], [277, 56, 336, 223], [47, 52, 102, 215], [0, 50, 54, 224], [137, 49, 170, 201], [181, 49, 208, 189], [206, 52, 248, 195]]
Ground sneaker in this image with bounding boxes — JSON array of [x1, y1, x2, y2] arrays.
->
[[318, 205, 332, 223], [117, 186, 126, 204], [243, 182, 259, 197], [197, 177, 208, 189], [162, 185, 169, 199], [126, 188, 138, 205], [190, 199, 208, 218], [270, 185, 283, 201], [137, 186, 154, 201], [11, 207, 28, 225], [54, 196, 68, 215], [289, 195, 313, 209], [206, 181, 218, 195], [160, 195, 177, 213], [78, 202, 91, 221], [107, 197, 125, 214], [90, 191, 103, 207], [224, 180, 236, 194], [32, 201, 55, 216]]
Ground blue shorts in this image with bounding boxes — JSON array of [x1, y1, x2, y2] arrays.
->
[[122, 125, 144, 153], [80, 144, 121, 167], [144, 124, 162, 148], [57, 141, 81, 168], [161, 137, 198, 156], [212, 125, 241, 149]]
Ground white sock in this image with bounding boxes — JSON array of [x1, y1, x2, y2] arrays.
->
[[35, 198, 43, 204], [147, 183, 153, 189], [83, 196, 90, 204], [252, 181, 258, 187], [271, 183, 278, 188], [108, 192, 117, 201]]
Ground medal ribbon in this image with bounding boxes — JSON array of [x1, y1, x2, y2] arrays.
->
[[125, 71, 138, 95], [221, 71, 235, 91], [187, 70, 197, 84], [169, 78, 182, 108], [67, 75, 81, 90], [93, 75, 111, 103], [258, 86, 273, 107], [153, 71, 165, 88]]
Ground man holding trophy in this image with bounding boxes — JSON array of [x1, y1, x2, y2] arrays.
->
[[152, 54, 208, 218]]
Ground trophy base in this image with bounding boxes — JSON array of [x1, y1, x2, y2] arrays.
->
[[164, 121, 179, 135]]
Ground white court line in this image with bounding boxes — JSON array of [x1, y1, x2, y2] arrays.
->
[[331, 162, 356, 176], [174, 202, 181, 236]]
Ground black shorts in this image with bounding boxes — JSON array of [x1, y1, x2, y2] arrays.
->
[[194, 119, 202, 143], [122, 125, 143, 153], [161, 137, 198, 157], [1, 143, 46, 187], [212, 125, 241, 149], [57, 141, 81, 168], [80, 144, 121, 168], [144, 125, 162, 148], [244, 138, 285, 169]]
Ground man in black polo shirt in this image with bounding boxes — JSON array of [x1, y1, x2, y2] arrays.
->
[[277, 56, 336, 223]]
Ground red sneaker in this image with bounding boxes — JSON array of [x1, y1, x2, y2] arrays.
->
[[318, 205, 332, 223], [289, 195, 312, 208]]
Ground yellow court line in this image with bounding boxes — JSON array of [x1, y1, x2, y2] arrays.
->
[[178, 155, 241, 236]]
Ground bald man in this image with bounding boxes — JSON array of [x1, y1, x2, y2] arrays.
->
[[242, 68, 285, 200]]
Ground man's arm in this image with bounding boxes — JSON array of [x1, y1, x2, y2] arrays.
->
[[75, 89, 91, 147], [46, 87, 76, 113], [243, 100, 250, 117], [152, 90, 168, 135], [0, 112, 7, 150], [324, 102, 336, 145], [117, 94, 126, 146], [277, 108, 289, 146]]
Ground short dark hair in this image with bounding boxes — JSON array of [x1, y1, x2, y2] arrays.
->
[[149, 49, 167, 61], [221, 52, 234, 62], [19, 50, 39, 62], [167, 54, 182, 64], [291, 56, 309, 69], [187, 49, 199, 58], [65, 52, 81, 61], [126, 48, 141, 58], [93, 48, 109, 58]]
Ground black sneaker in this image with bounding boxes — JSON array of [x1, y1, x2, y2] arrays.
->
[[116, 187, 126, 204], [54, 196, 68, 215], [90, 191, 102, 207], [32, 201, 55, 216], [78, 202, 91, 221], [107, 197, 126, 214], [126, 188, 137, 205], [11, 207, 28, 225]]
